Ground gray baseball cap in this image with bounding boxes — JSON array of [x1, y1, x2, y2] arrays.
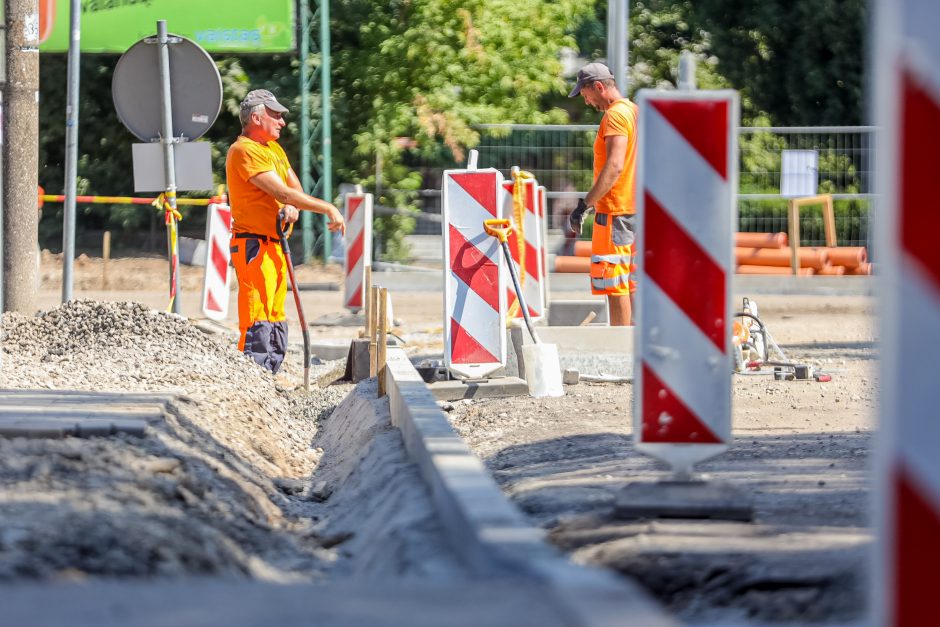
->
[[240, 89, 288, 113], [568, 62, 615, 97]]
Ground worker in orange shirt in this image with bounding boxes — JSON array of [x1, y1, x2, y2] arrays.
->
[[226, 89, 345, 373], [567, 62, 638, 326]]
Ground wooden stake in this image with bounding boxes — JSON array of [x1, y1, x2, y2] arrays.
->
[[102, 231, 111, 290], [377, 287, 388, 397], [369, 285, 380, 377]]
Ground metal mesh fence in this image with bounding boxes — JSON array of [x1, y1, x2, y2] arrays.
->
[[389, 124, 875, 252]]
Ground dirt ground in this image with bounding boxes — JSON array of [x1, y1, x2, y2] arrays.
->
[[24, 253, 876, 624]]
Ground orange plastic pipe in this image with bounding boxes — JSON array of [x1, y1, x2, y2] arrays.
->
[[737, 264, 815, 276], [573, 240, 592, 258], [849, 262, 873, 275], [554, 255, 590, 273], [821, 247, 867, 270], [735, 232, 789, 249], [816, 265, 847, 276], [735, 247, 829, 270]]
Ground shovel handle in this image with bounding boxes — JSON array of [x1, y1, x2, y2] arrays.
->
[[275, 211, 295, 240], [483, 219, 512, 243]]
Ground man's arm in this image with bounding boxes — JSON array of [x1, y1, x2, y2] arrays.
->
[[249, 170, 345, 233], [584, 134, 628, 208]]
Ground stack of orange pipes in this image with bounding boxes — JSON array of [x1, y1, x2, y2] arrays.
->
[[555, 232, 873, 276]]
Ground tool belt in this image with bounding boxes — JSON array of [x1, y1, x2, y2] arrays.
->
[[233, 232, 274, 243]]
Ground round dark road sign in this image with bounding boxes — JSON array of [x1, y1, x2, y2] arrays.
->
[[112, 34, 222, 142]]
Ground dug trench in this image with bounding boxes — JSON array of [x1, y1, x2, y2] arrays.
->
[[0, 300, 466, 583]]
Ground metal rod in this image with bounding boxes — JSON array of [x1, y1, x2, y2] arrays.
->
[[156, 19, 181, 315], [61, 0, 81, 303], [299, 0, 314, 262], [678, 51, 696, 91], [320, 0, 332, 261]]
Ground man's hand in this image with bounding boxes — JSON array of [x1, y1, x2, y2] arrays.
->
[[568, 198, 590, 235], [326, 206, 346, 235], [281, 204, 300, 224]]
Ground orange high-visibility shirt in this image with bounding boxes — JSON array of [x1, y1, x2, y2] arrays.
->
[[593, 98, 638, 216], [226, 136, 292, 238]]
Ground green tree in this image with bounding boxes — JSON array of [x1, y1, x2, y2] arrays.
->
[[687, 0, 866, 126]]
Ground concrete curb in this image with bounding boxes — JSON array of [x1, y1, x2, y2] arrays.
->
[[383, 347, 673, 626]]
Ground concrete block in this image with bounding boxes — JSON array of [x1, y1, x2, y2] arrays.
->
[[510, 325, 634, 380], [310, 312, 364, 327], [344, 338, 372, 383], [615, 480, 754, 521], [311, 338, 353, 361], [547, 300, 608, 326], [428, 377, 529, 401]]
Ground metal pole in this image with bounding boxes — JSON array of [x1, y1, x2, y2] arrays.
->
[[606, 0, 627, 92], [678, 51, 697, 91], [320, 0, 332, 261], [298, 0, 313, 262], [2, 0, 40, 314], [61, 0, 80, 302], [156, 20, 181, 314]]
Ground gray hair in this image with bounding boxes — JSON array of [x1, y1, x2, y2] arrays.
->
[[239, 103, 265, 128]]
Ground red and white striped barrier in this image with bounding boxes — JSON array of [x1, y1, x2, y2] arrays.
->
[[874, 1, 940, 623], [538, 184, 551, 307], [442, 160, 507, 379], [501, 173, 545, 321], [634, 90, 739, 476], [200, 200, 232, 321], [343, 189, 373, 312]]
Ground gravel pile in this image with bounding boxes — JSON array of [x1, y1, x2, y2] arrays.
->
[[1, 299, 339, 477], [0, 300, 353, 581]]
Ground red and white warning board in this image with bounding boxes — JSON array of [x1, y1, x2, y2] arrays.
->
[[538, 184, 551, 307], [634, 89, 739, 474], [201, 200, 232, 321], [501, 176, 545, 321], [343, 190, 373, 312], [442, 167, 507, 379], [874, 1, 940, 623]]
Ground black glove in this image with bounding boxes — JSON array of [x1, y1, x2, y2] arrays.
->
[[568, 198, 590, 235]]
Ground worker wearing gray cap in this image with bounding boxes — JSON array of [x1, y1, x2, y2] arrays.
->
[[226, 89, 345, 373], [567, 63, 638, 326]]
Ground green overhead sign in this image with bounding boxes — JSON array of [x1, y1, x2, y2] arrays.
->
[[40, 0, 295, 53]]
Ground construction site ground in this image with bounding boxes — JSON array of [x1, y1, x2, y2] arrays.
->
[[9, 251, 876, 625]]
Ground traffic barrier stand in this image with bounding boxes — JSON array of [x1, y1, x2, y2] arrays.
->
[[344, 185, 373, 313], [200, 195, 232, 321], [501, 169, 545, 323], [873, 1, 940, 623], [441, 150, 508, 380], [616, 88, 753, 521], [538, 185, 551, 312]]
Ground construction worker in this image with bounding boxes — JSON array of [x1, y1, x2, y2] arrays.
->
[[226, 89, 345, 373], [567, 62, 638, 326]]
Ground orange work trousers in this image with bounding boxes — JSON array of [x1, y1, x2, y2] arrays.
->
[[590, 212, 636, 296], [230, 234, 289, 373]]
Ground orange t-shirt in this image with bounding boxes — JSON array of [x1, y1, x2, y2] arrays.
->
[[593, 98, 638, 215], [226, 135, 292, 238]]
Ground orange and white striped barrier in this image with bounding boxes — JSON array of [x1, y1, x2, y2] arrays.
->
[[635, 89, 739, 476], [343, 189, 373, 312], [200, 198, 232, 321], [501, 171, 545, 321], [874, 1, 940, 623], [442, 155, 507, 379]]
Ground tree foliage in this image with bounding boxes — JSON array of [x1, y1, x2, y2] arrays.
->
[[36, 0, 866, 255]]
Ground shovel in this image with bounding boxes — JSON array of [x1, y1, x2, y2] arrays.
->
[[483, 219, 564, 397], [276, 212, 311, 392]]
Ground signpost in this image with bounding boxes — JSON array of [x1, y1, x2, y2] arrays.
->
[[111, 24, 220, 314]]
